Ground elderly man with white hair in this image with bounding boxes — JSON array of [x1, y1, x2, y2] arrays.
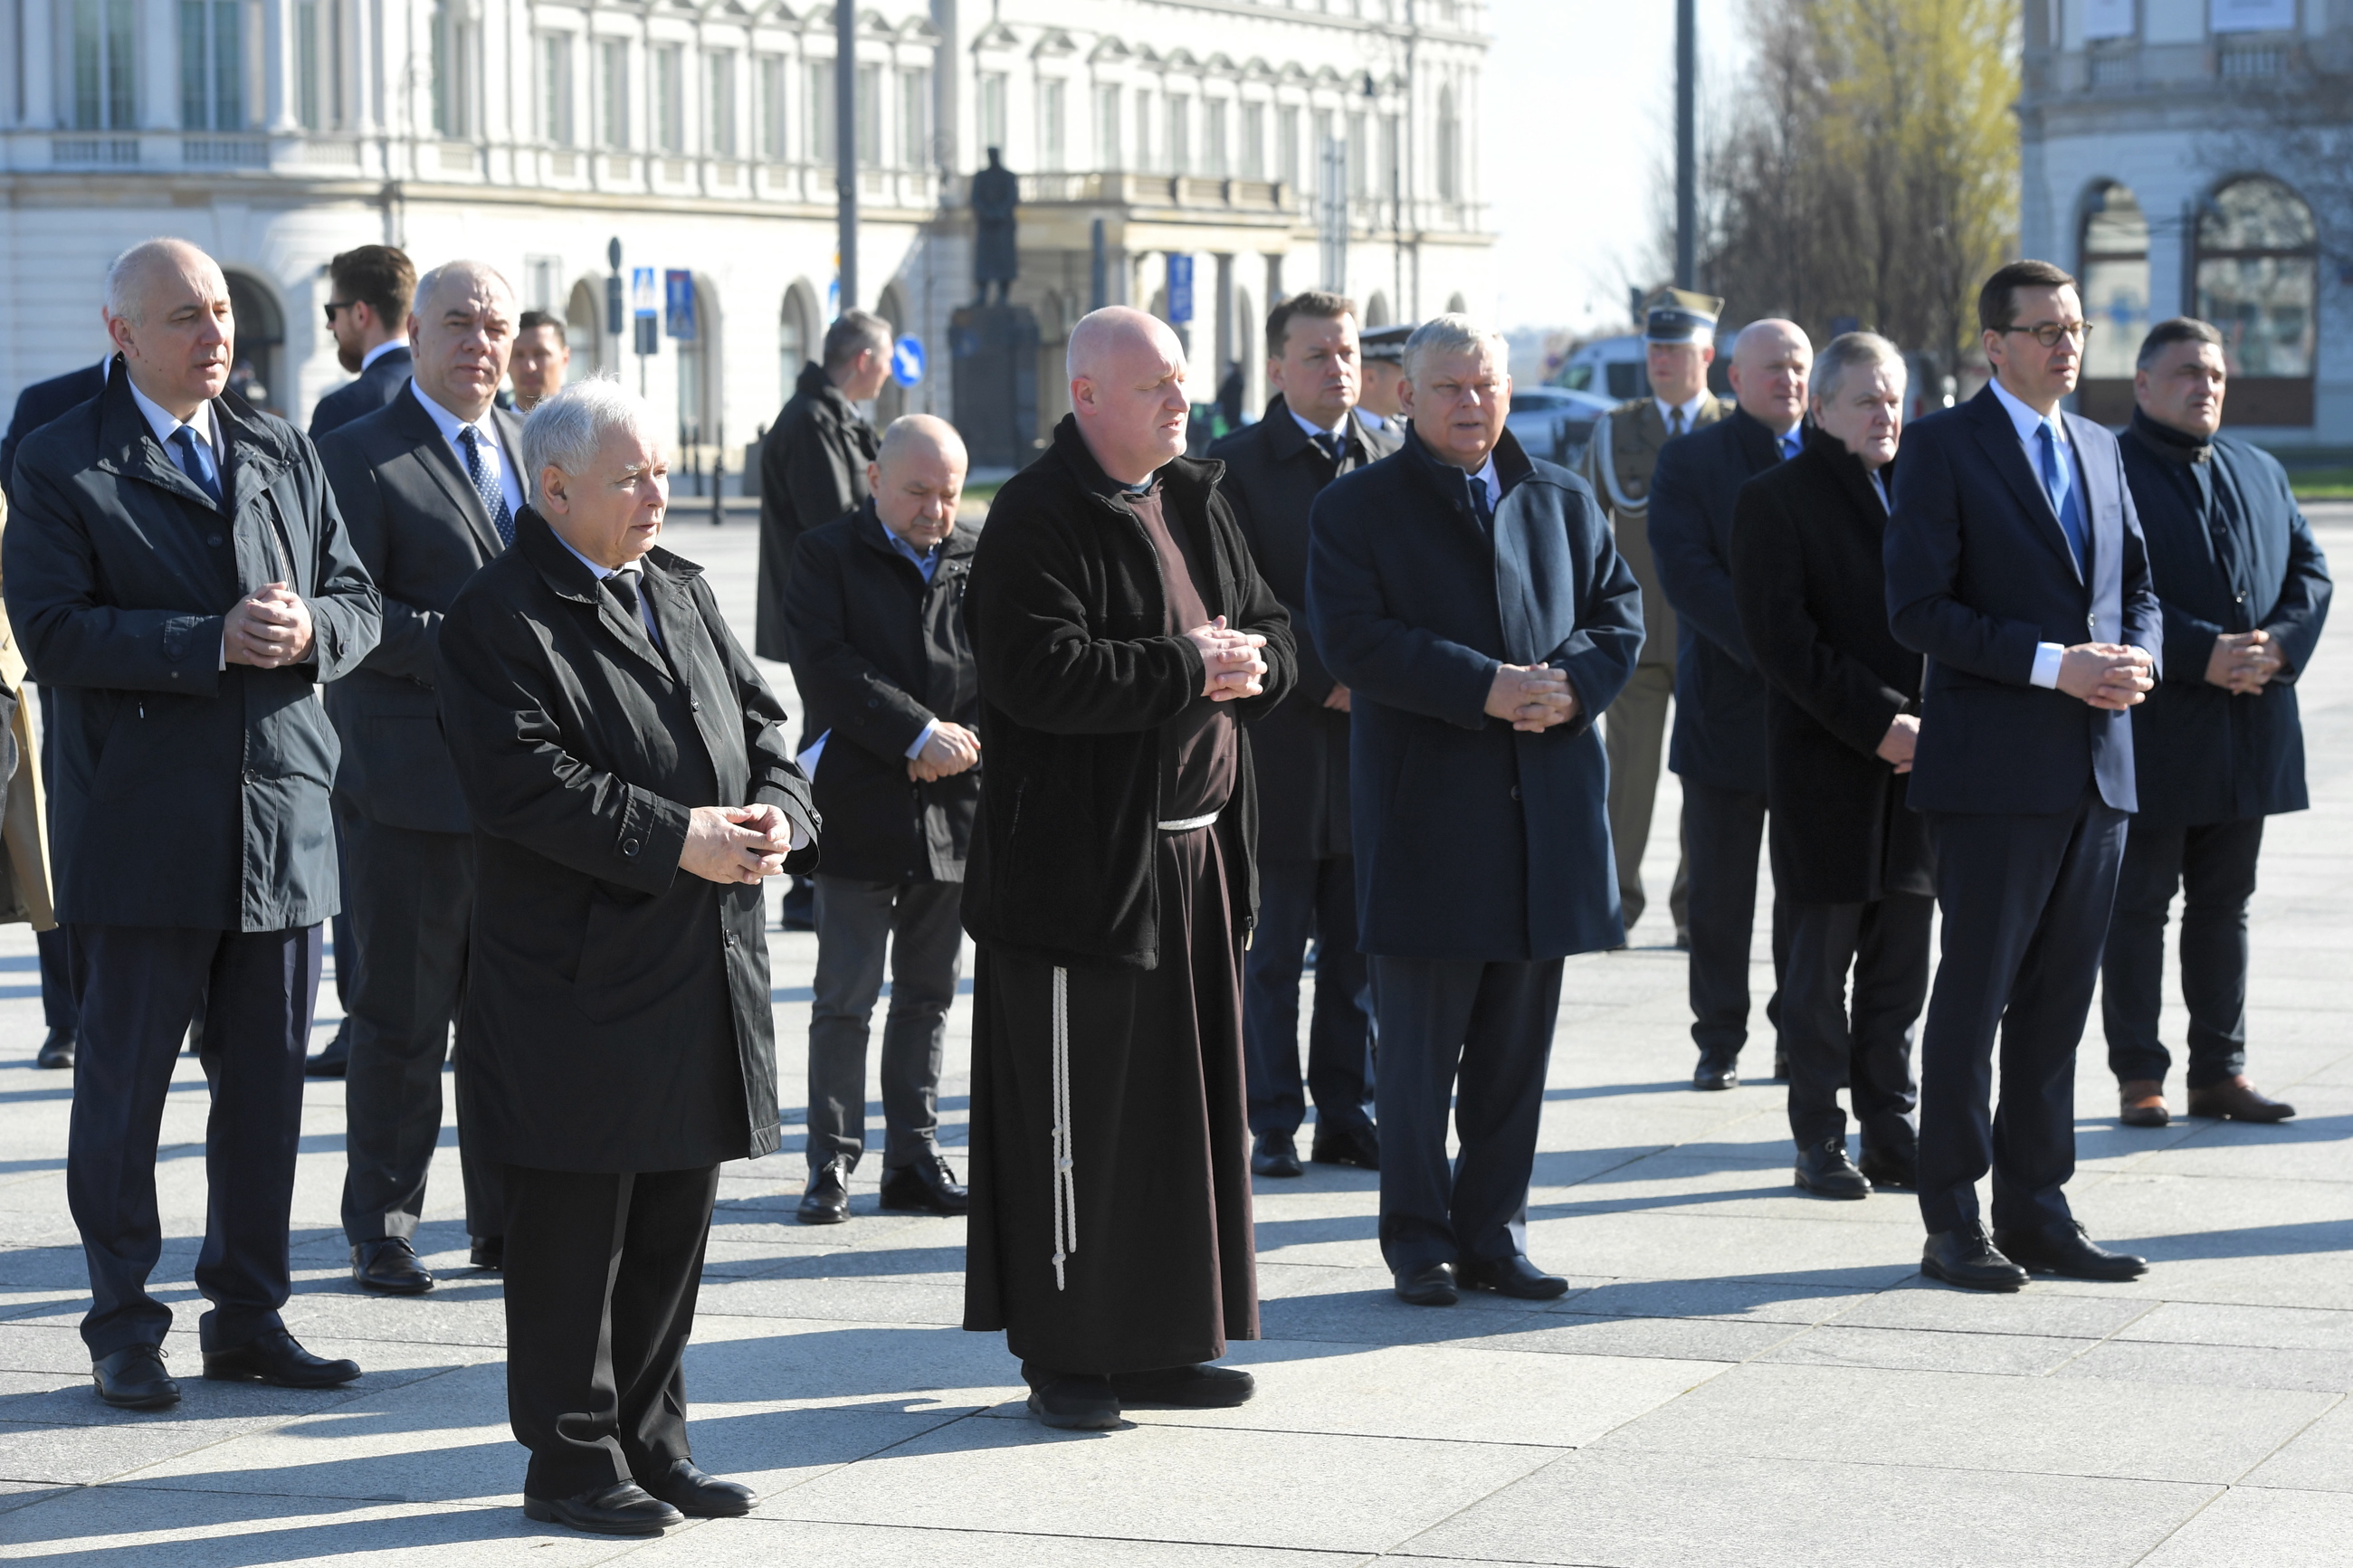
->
[[1308, 312, 1643, 1307], [5, 236, 382, 1409], [960, 306, 1296, 1430], [436, 377, 818, 1535]]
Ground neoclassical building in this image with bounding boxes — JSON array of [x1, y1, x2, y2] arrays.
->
[[2020, 0, 2347, 448], [0, 0, 1492, 470]]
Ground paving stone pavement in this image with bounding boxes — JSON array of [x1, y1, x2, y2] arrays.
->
[[0, 508, 2348, 1566]]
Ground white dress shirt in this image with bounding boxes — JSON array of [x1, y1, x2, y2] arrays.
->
[[409, 383, 524, 519], [126, 377, 223, 472], [359, 338, 406, 373], [1983, 375, 2120, 690]]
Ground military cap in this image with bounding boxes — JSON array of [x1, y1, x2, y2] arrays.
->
[[1361, 324, 1414, 364], [1643, 287, 1723, 345]]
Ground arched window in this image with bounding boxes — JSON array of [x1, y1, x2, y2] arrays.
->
[[2076, 180, 2148, 423], [2196, 176, 2317, 425], [223, 271, 284, 416], [780, 280, 821, 410], [565, 278, 604, 376]]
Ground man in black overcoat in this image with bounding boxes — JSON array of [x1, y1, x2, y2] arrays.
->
[[756, 309, 891, 662], [438, 378, 817, 1536], [310, 244, 417, 440], [1209, 290, 1396, 1181], [1309, 315, 1643, 1308], [5, 239, 382, 1408], [1649, 318, 1812, 1090], [785, 414, 980, 1225], [2103, 318, 2330, 1128], [316, 260, 523, 1294], [961, 307, 1295, 1430], [1731, 333, 1932, 1202]]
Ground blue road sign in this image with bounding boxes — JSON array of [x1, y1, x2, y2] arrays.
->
[[665, 270, 696, 340], [631, 268, 658, 318], [891, 335, 926, 387], [1167, 254, 1195, 323]]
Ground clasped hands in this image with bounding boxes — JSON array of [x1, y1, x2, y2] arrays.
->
[[224, 582, 314, 669], [907, 720, 982, 783], [2205, 629, 2282, 695], [2055, 643, 2157, 711], [681, 803, 797, 886], [1485, 663, 1580, 733], [1186, 616, 1269, 701]]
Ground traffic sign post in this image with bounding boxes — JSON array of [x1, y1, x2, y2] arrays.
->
[[631, 267, 659, 394]]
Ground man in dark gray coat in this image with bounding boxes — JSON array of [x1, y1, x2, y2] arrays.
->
[[5, 238, 381, 1410], [756, 309, 890, 661], [439, 378, 817, 1536], [317, 260, 523, 1295]]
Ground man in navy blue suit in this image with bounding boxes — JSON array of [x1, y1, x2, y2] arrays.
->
[[1310, 315, 1643, 1307], [308, 245, 416, 442], [1650, 319, 1812, 1091], [1886, 259, 2162, 1292]]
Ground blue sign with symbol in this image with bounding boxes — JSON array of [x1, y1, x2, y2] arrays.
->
[[1167, 254, 1195, 324], [665, 270, 696, 340], [891, 335, 926, 387], [631, 268, 658, 318]]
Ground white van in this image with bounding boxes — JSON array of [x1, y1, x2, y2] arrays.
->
[[1552, 334, 1649, 402]]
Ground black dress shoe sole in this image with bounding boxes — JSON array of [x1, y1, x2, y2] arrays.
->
[[1396, 1284, 1458, 1307], [1795, 1174, 1872, 1201], [202, 1356, 360, 1388], [1920, 1257, 2028, 1293], [1997, 1247, 2149, 1283], [795, 1204, 850, 1224], [351, 1270, 434, 1296], [1461, 1271, 1570, 1300], [1250, 1157, 1304, 1178], [877, 1186, 968, 1214], [93, 1379, 180, 1410], [1025, 1391, 1121, 1430], [522, 1497, 678, 1535], [645, 1484, 753, 1518]]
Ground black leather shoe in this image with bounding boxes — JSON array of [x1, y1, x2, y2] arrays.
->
[[1460, 1255, 1571, 1299], [1794, 1137, 1872, 1200], [35, 1029, 74, 1069], [351, 1237, 434, 1295], [1857, 1149, 1918, 1191], [91, 1345, 179, 1409], [638, 1458, 753, 1517], [797, 1158, 851, 1224], [1110, 1364, 1255, 1408], [1024, 1369, 1120, 1430], [1993, 1221, 2149, 1282], [1394, 1261, 1458, 1307], [202, 1329, 361, 1388], [1921, 1223, 2029, 1292], [879, 1155, 969, 1215], [1251, 1130, 1303, 1178], [523, 1482, 682, 1536], [1692, 1051, 1739, 1091], [304, 1019, 350, 1079], [1310, 1122, 1380, 1171], [471, 1236, 504, 1271]]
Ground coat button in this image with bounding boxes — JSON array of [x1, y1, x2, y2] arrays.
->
[[623, 837, 641, 855], [242, 769, 256, 784], [207, 534, 223, 546], [2087, 614, 2097, 632], [1510, 785, 1521, 802], [691, 697, 701, 711]]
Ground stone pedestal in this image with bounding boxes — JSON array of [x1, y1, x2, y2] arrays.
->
[[950, 303, 1042, 470]]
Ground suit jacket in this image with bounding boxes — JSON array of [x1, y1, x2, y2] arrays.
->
[[2121, 415, 2330, 824], [1209, 395, 1398, 861], [1731, 432, 1932, 905], [756, 362, 877, 660], [315, 382, 519, 834], [4, 361, 381, 930], [438, 507, 817, 1173], [1649, 405, 1790, 792], [1309, 426, 1643, 961], [308, 346, 414, 441], [1580, 394, 1726, 671], [1, 361, 110, 507], [785, 501, 981, 883], [1884, 385, 2162, 816]]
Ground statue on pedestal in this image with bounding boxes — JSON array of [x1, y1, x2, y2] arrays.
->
[[972, 147, 1019, 307]]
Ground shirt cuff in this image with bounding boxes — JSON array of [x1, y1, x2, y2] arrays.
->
[[787, 820, 811, 852], [219, 629, 229, 671], [904, 718, 939, 761], [2030, 641, 2064, 689]]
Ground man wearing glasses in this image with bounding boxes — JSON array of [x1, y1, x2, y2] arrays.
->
[[1884, 260, 2162, 1292]]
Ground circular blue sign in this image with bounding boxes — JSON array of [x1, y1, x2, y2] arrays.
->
[[891, 335, 927, 387]]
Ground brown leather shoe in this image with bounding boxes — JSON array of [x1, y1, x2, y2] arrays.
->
[[2186, 1075, 2295, 1123], [2119, 1079, 2169, 1127]]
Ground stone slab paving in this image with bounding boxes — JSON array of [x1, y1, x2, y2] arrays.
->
[[0, 508, 2349, 1566]]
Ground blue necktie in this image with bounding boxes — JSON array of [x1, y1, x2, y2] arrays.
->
[[1470, 472, 1493, 527], [460, 425, 516, 547], [2037, 420, 2088, 574], [170, 425, 222, 507], [1778, 430, 1802, 462]]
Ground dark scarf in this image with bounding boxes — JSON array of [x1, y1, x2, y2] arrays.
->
[[2128, 406, 2212, 465]]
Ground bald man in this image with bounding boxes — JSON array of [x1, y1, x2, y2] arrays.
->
[[314, 260, 522, 1293], [961, 308, 1296, 1429], [5, 238, 381, 1407], [784, 414, 980, 1223], [1650, 319, 1813, 1092]]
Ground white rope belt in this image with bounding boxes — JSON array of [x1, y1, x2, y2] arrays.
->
[[1157, 813, 1220, 832], [1050, 965, 1079, 1291]]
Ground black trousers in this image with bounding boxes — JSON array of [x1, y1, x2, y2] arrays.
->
[[2102, 816, 2263, 1091], [338, 803, 503, 1244], [1917, 795, 2128, 1236], [502, 1163, 720, 1499], [1372, 954, 1563, 1273], [1780, 895, 1929, 1154], [806, 874, 961, 1171], [1243, 855, 1374, 1137], [1681, 779, 1789, 1060], [67, 922, 320, 1356]]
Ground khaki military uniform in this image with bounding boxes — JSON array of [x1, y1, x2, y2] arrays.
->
[[1580, 393, 1726, 936], [0, 492, 54, 932]]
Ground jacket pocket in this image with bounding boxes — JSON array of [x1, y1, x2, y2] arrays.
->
[[571, 888, 693, 1025]]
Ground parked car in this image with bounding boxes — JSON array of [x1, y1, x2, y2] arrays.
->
[[1506, 385, 1615, 468], [1552, 334, 1649, 402]]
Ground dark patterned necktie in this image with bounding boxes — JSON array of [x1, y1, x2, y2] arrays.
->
[[1667, 407, 1686, 437], [1312, 430, 1346, 466], [459, 425, 515, 546]]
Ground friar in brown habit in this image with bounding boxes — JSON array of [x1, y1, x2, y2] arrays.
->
[[959, 306, 1298, 1429]]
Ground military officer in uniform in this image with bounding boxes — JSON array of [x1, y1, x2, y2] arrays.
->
[[1356, 325, 1412, 437], [1578, 289, 1727, 946]]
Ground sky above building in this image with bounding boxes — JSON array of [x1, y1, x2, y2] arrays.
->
[[1484, 0, 1750, 334]]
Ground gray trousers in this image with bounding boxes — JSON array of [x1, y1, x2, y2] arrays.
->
[[1603, 662, 1688, 934], [806, 875, 962, 1171]]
